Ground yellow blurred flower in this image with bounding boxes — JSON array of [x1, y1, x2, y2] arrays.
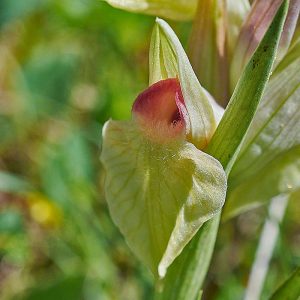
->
[[26, 193, 62, 229]]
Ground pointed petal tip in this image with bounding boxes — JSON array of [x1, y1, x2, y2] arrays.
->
[[156, 17, 167, 28]]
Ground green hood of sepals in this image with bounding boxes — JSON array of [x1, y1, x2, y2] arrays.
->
[[150, 18, 222, 150]]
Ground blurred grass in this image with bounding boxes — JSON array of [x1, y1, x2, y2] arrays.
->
[[0, 1, 299, 299]]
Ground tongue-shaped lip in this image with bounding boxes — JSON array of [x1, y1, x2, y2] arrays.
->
[[132, 78, 188, 139]]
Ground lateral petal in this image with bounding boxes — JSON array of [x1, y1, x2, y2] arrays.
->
[[100, 120, 226, 278]]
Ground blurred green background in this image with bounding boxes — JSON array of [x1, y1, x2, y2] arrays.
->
[[0, 1, 299, 299]]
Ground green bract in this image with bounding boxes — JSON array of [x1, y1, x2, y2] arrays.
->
[[101, 120, 226, 277], [100, 19, 227, 278], [224, 36, 300, 219], [270, 267, 300, 300]]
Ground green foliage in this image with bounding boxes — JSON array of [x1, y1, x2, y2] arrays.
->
[[0, 0, 299, 299], [270, 267, 300, 300], [225, 27, 300, 219], [206, 0, 288, 171], [0, 210, 23, 234], [22, 276, 85, 300], [0, 172, 30, 193]]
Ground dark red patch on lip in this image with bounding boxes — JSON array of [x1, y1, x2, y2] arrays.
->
[[132, 78, 187, 132]]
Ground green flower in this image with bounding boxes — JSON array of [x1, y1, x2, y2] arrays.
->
[[100, 19, 227, 278], [104, 0, 300, 219]]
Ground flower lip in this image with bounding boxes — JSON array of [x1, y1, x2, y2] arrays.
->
[[132, 78, 188, 139]]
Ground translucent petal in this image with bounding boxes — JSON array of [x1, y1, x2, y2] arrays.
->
[[100, 120, 226, 278]]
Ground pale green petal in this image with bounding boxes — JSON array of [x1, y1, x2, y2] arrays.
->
[[224, 37, 300, 219], [103, 0, 197, 21], [100, 120, 226, 278], [150, 18, 217, 149]]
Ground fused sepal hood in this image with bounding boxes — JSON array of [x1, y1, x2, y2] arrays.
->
[[150, 18, 223, 150], [100, 78, 227, 278]]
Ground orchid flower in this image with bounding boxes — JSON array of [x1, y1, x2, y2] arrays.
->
[[103, 0, 300, 222], [101, 0, 299, 297], [100, 19, 226, 278]]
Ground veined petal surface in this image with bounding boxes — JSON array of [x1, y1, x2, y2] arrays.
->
[[100, 119, 226, 278]]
